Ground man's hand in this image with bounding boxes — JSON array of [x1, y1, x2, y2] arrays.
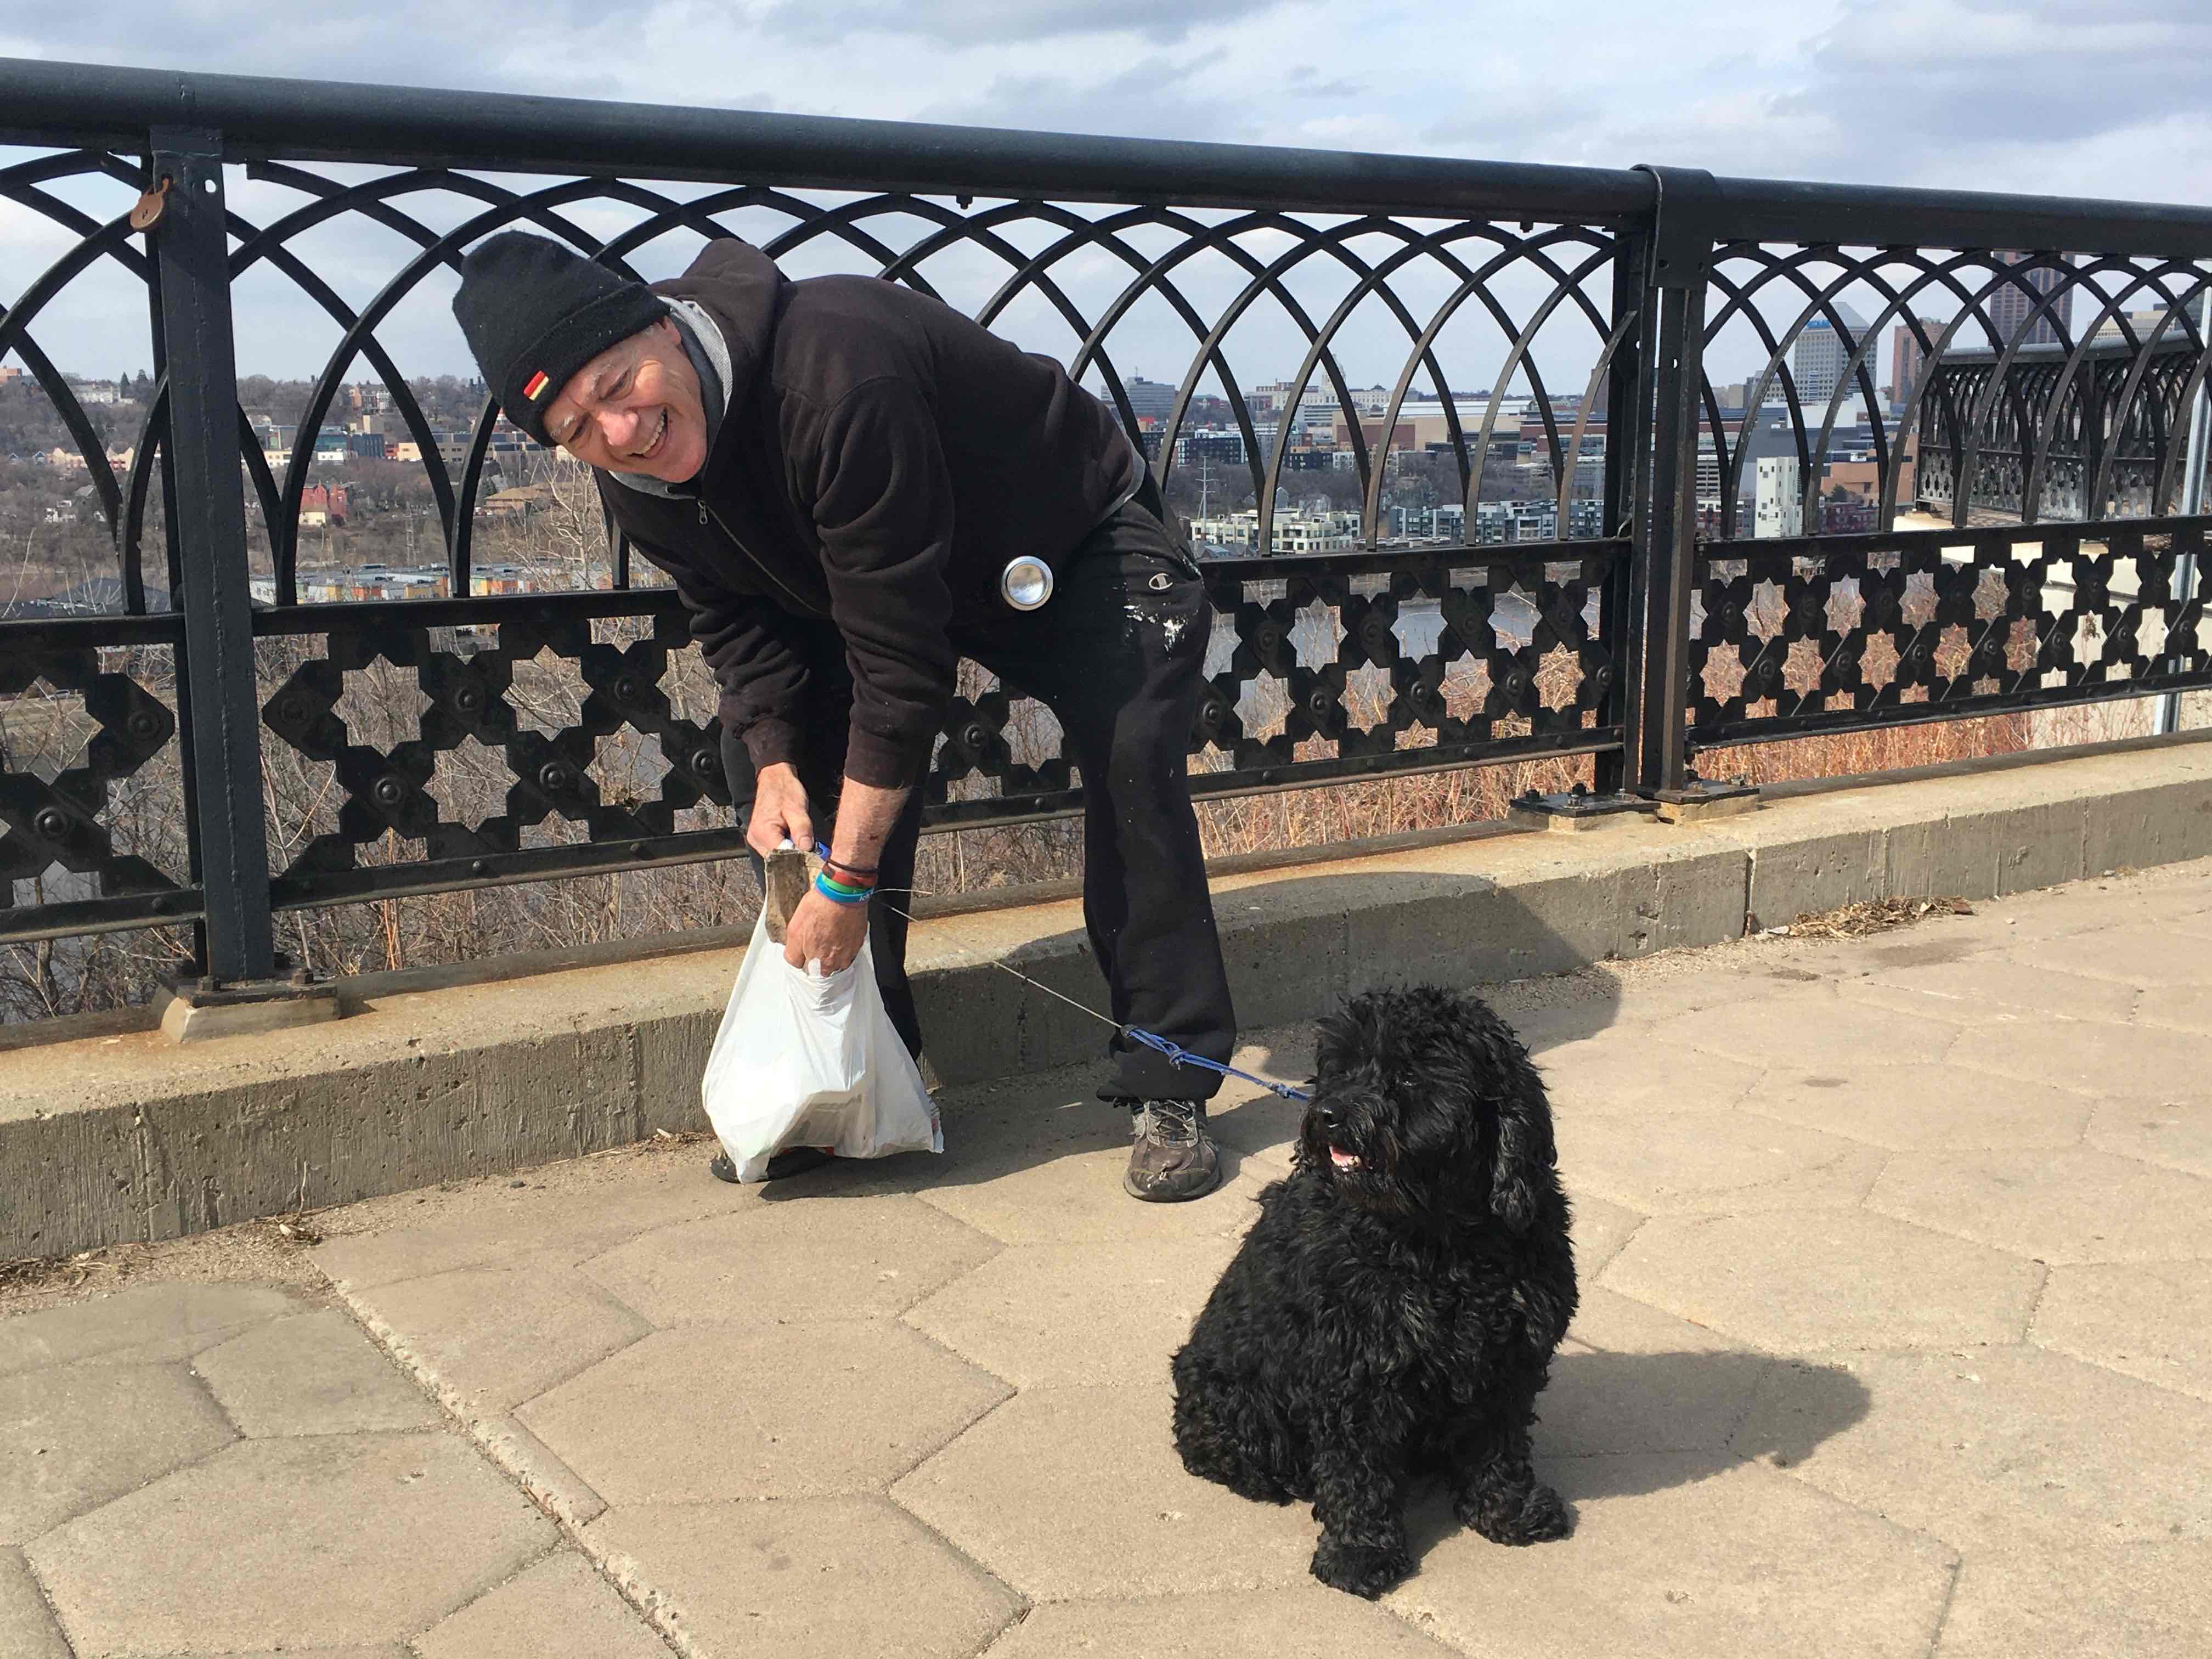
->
[[746, 761, 814, 859], [784, 886, 870, 974]]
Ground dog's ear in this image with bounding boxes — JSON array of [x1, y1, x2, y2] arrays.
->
[[1479, 1026, 1554, 1234], [1489, 1095, 1551, 1233]]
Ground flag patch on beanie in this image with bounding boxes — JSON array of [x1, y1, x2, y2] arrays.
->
[[522, 369, 550, 401]]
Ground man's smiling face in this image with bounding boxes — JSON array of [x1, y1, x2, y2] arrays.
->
[[541, 317, 707, 482]]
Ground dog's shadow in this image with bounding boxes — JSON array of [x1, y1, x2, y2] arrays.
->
[[1400, 1347, 1871, 1560]]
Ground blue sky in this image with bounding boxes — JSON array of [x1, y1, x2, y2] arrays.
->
[[4, 1, 2210, 390]]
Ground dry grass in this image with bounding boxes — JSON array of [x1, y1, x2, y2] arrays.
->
[[1778, 895, 1975, 939]]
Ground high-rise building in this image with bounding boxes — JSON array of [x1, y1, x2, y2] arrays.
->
[[1889, 318, 1940, 410], [1121, 377, 1178, 422], [1754, 455, 1802, 538], [1791, 303, 1869, 407], [1985, 252, 2073, 349]]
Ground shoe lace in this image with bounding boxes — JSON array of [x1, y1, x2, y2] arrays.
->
[[1140, 1098, 1201, 1147]]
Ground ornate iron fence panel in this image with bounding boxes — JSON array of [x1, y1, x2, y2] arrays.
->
[[10, 61, 2212, 977], [0, 617, 191, 944], [2, 75, 1645, 953], [1687, 517, 2212, 748]]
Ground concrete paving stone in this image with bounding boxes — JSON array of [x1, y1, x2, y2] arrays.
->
[[1204, 1083, 1307, 1173], [580, 1195, 998, 1327], [904, 1237, 1240, 1387], [1743, 1062, 2094, 1151], [1496, 998, 1632, 1056], [1844, 957, 2142, 1024], [1601, 961, 1842, 1025], [1666, 989, 1960, 1068], [1731, 1346, 2212, 1552], [1555, 1109, 1887, 1215], [1542, 1289, 1778, 1457], [1225, 1026, 1317, 1086], [918, 1145, 1275, 1247], [2129, 981, 2212, 1033], [518, 1321, 1009, 1504], [2140, 897, 2212, 943], [311, 1161, 732, 1291], [26, 1432, 555, 1654], [469, 1413, 608, 1528], [2033, 1259, 2212, 1402], [891, 1382, 1317, 1600], [1534, 1037, 1765, 1117], [982, 1587, 1459, 1656], [0, 1362, 234, 1544], [586, 1497, 1019, 1659], [344, 1252, 651, 1413], [783, 1079, 1276, 1244], [0, 1549, 70, 1659], [1568, 1192, 1646, 1276], [192, 1308, 439, 1437], [1386, 1452, 1955, 1659], [0, 1282, 304, 1376], [1933, 1538, 2212, 1659], [1867, 1147, 2212, 1263], [2085, 1094, 2212, 1177], [1945, 1015, 2210, 1098], [2012, 922, 2212, 988], [135, 1650, 404, 1657], [1600, 1211, 2043, 1352], [1970, 883, 2197, 944], [411, 1548, 667, 1659]]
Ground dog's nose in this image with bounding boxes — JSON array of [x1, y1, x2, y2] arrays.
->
[[1314, 1104, 1341, 1135]]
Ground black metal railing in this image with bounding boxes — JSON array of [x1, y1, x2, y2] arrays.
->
[[4, 59, 2212, 983]]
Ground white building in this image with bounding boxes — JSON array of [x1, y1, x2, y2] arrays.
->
[[1188, 508, 1361, 555], [1754, 455, 1803, 538], [1791, 303, 1869, 407]]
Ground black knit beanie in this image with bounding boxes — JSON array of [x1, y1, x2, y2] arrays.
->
[[452, 232, 669, 444]]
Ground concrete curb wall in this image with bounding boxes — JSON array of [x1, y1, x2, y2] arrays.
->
[[9, 738, 2212, 1259]]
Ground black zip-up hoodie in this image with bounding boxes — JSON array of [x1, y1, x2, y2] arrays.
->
[[595, 240, 1143, 790]]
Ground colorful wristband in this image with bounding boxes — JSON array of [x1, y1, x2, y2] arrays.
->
[[813, 870, 873, 905]]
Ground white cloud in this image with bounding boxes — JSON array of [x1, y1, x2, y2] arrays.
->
[[3, 0, 2210, 387]]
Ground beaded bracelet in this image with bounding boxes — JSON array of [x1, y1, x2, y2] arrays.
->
[[813, 870, 874, 906]]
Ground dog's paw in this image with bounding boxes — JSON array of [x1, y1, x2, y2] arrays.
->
[[1310, 1536, 1413, 1599], [1459, 1480, 1572, 1545]]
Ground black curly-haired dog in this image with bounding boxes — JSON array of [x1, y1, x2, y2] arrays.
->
[[1170, 984, 1577, 1598]]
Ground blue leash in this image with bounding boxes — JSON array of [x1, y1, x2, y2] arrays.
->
[[1124, 1027, 1313, 1101], [815, 849, 1316, 1104]]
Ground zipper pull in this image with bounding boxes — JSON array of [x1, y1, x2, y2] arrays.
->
[[697, 503, 708, 526]]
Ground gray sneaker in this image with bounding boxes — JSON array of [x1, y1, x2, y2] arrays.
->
[[1125, 1099, 1221, 1202]]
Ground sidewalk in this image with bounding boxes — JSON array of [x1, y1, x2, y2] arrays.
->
[[6, 861, 2211, 1656]]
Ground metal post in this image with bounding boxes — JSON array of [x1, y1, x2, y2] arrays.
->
[[148, 127, 276, 984], [141, 207, 211, 977], [1623, 166, 1718, 799], [1592, 228, 1649, 797], [2157, 380, 2210, 736]]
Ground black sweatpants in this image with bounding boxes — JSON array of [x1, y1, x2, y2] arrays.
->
[[720, 493, 1237, 1101]]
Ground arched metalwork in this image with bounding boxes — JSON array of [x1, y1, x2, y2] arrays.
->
[[5, 60, 2212, 975]]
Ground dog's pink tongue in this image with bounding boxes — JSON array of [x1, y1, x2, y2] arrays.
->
[[1330, 1147, 1361, 1170]]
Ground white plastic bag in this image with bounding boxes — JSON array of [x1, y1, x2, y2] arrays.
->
[[701, 908, 943, 1182]]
